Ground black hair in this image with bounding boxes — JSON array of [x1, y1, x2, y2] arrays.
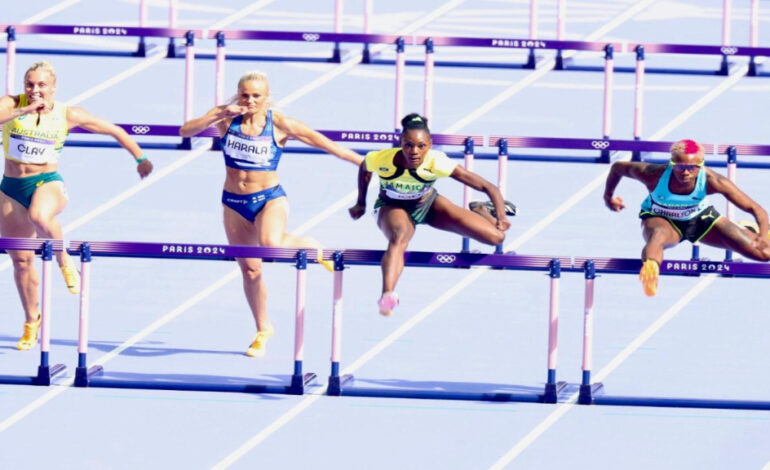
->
[[400, 113, 430, 134]]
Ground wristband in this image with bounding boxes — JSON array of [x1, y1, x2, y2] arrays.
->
[[135, 154, 147, 164]]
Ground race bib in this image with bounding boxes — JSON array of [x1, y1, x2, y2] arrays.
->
[[383, 185, 431, 200], [8, 133, 56, 164], [224, 132, 272, 167], [650, 202, 699, 220]]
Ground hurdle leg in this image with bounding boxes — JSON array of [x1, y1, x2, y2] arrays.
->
[[394, 37, 405, 131], [331, 0, 342, 62], [167, 0, 179, 58], [543, 259, 567, 403], [136, 0, 148, 57], [462, 138, 475, 253], [327, 252, 353, 395], [600, 44, 614, 163], [578, 261, 603, 404], [290, 250, 316, 394], [719, 0, 732, 75], [74, 243, 103, 387], [749, 0, 759, 76], [35, 241, 66, 385], [554, 0, 566, 69], [724, 147, 737, 261], [632, 45, 645, 162], [181, 30, 195, 150], [524, 0, 538, 68], [495, 139, 508, 254], [5, 26, 16, 96], [423, 39, 434, 123], [362, 0, 373, 63]]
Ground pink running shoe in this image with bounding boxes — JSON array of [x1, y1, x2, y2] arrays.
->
[[377, 292, 399, 316]]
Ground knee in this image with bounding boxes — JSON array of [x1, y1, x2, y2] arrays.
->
[[240, 264, 263, 282], [27, 208, 53, 229], [11, 255, 35, 272], [258, 234, 283, 247], [387, 228, 412, 248]]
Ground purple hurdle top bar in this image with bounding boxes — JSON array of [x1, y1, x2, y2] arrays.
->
[[573, 256, 770, 278], [0, 237, 64, 252], [316, 130, 483, 146], [489, 136, 715, 155], [631, 42, 770, 57], [68, 240, 309, 263], [1, 24, 202, 39], [324, 248, 571, 271], [207, 29, 403, 45], [718, 144, 770, 156], [70, 124, 218, 138], [415, 35, 624, 53]]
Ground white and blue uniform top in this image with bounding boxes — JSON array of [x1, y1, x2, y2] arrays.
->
[[640, 164, 710, 221], [221, 110, 283, 171]]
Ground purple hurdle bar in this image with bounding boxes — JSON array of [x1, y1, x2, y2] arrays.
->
[[325, 249, 571, 402], [70, 240, 318, 395], [0, 238, 66, 386], [575, 256, 770, 410]]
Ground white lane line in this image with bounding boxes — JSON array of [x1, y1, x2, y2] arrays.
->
[[486, 64, 759, 470], [212, 1, 662, 466], [207, 0, 276, 31], [488, 276, 716, 470], [1, 0, 81, 39], [444, 0, 658, 134], [22, 0, 82, 24], [278, 0, 468, 107]]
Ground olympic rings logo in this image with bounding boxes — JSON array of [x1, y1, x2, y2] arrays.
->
[[435, 254, 457, 264], [720, 46, 738, 55], [131, 125, 151, 134], [302, 33, 320, 42], [591, 140, 610, 150]]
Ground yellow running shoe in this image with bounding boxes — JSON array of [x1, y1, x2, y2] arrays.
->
[[639, 259, 660, 297], [60, 262, 81, 294], [17, 314, 42, 351], [246, 327, 275, 358], [317, 251, 334, 272]]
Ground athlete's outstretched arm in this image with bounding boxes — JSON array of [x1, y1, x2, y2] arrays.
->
[[449, 165, 509, 231], [707, 169, 770, 236], [349, 161, 372, 220], [603, 161, 662, 211], [67, 106, 153, 178], [274, 112, 363, 166]]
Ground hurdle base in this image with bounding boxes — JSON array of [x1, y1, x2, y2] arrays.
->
[[34, 363, 67, 386], [75, 365, 104, 387], [578, 382, 604, 405], [327, 374, 355, 396], [718, 56, 731, 76], [289, 372, 318, 395], [592, 394, 770, 411], [543, 381, 569, 404]]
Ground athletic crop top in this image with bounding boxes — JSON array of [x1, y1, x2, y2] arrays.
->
[[3, 94, 68, 165], [221, 110, 283, 171], [365, 147, 457, 200], [640, 164, 710, 221]]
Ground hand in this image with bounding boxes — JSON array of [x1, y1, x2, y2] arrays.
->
[[22, 100, 47, 115], [605, 195, 626, 212], [137, 159, 153, 179], [496, 217, 510, 231], [348, 203, 366, 220], [222, 104, 247, 118]]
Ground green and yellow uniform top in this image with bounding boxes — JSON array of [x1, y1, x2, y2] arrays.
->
[[365, 147, 458, 201], [3, 94, 68, 165]]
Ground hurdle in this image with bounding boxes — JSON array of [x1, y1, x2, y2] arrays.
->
[[576, 256, 770, 411], [68, 240, 321, 395], [323, 249, 572, 403], [0, 238, 66, 386]]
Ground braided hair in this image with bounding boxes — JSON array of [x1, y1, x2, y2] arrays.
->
[[400, 113, 430, 135]]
